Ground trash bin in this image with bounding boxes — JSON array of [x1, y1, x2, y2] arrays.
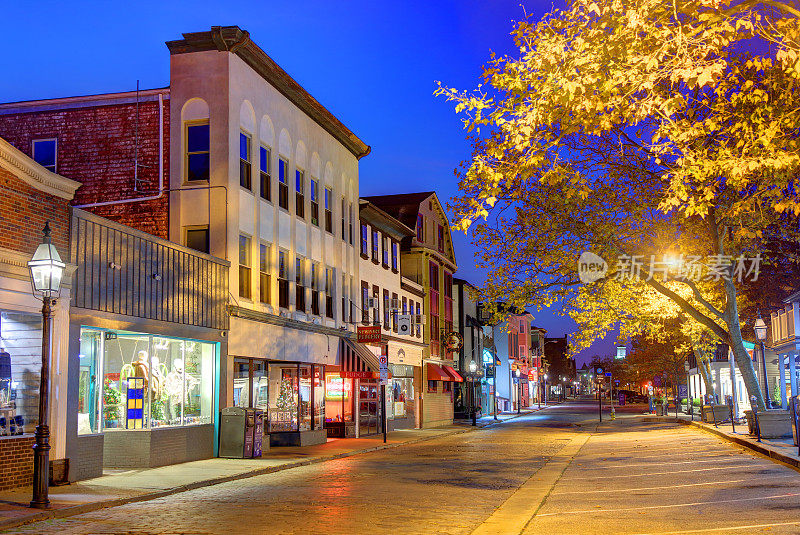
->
[[252, 409, 264, 458], [219, 407, 256, 458]]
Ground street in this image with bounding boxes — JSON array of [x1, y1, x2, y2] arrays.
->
[[5, 400, 800, 535]]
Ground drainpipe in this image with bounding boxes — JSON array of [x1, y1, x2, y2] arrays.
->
[[74, 92, 165, 208]]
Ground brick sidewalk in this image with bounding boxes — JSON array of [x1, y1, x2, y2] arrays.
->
[[0, 406, 552, 531]]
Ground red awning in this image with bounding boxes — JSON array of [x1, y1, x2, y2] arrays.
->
[[426, 363, 451, 382], [442, 365, 464, 383]]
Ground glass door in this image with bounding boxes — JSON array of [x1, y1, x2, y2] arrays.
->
[[359, 380, 379, 435]]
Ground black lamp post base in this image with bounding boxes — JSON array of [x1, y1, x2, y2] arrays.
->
[[30, 424, 51, 509]]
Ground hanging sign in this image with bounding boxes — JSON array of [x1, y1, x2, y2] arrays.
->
[[357, 325, 382, 344], [443, 332, 463, 352]]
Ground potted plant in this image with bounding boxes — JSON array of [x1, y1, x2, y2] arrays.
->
[[654, 395, 665, 416], [103, 383, 122, 428]]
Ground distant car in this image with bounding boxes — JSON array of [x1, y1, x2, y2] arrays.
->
[[617, 390, 647, 403]]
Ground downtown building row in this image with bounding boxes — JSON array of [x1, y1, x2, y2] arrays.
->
[[0, 26, 479, 486]]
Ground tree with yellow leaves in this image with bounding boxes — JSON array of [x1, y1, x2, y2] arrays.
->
[[437, 0, 800, 410]]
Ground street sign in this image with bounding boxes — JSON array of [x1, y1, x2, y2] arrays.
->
[[605, 372, 612, 377], [379, 355, 388, 384], [397, 314, 412, 336], [595, 367, 603, 375], [485, 367, 495, 378]]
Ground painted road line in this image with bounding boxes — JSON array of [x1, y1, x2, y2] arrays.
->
[[558, 464, 782, 480], [471, 431, 592, 535], [552, 474, 799, 495], [633, 521, 800, 534], [535, 492, 800, 517], [578, 456, 761, 470]]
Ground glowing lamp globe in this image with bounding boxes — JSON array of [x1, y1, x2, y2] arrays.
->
[[28, 223, 65, 298]]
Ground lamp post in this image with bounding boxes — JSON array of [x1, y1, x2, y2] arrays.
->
[[543, 374, 548, 406], [27, 222, 65, 509], [515, 369, 521, 414], [469, 360, 478, 426], [754, 310, 769, 408]]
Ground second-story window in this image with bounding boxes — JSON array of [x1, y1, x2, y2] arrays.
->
[[296, 169, 305, 218], [349, 203, 354, 245], [325, 267, 334, 319], [416, 214, 424, 242], [415, 302, 421, 337], [260, 146, 271, 201], [259, 243, 271, 304], [32, 138, 57, 173], [372, 230, 379, 262], [240, 132, 252, 190], [382, 235, 389, 267], [340, 196, 346, 238], [341, 274, 348, 322], [186, 123, 209, 181], [278, 250, 289, 309], [278, 158, 289, 210], [296, 256, 306, 312], [238, 235, 252, 299], [391, 241, 398, 271], [310, 179, 319, 226], [325, 187, 333, 233], [438, 224, 445, 253], [360, 224, 368, 256], [361, 283, 370, 324], [310, 263, 320, 315], [383, 289, 390, 330], [392, 292, 398, 332]]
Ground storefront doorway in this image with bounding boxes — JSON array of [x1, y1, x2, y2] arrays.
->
[[358, 379, 379, 436]]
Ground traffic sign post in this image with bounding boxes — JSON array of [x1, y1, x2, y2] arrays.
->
[[595, 367, 604, 422], [379, 355, 388, 443]]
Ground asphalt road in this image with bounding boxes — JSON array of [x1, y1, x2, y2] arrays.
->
[[5, 399, 800, 534]]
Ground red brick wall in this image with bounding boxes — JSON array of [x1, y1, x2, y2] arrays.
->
[[0, 167, 69, 254], [0, 436, 34, 491], [0, 97, 170, 239]]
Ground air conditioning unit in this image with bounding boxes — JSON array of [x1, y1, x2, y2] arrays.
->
[[367, 297, 379, 309], [412, 314, 426, 325]]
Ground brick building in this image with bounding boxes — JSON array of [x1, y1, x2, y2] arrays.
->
[[0, 88, 170, 239], [0, 135, 80, 489]]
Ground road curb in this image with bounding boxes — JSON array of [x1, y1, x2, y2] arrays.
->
[[0, 405, 555, 532], [640, 416, 800, 471]]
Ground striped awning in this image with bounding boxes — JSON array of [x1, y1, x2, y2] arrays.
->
[[339, 338, 382, 378]]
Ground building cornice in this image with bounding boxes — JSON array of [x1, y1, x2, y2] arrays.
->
[[166, 26, 370, 160], [230, 305, 355, 338], [0, 88, 170, 115], [359, 200, 415, 240], [0, 137, 81, 200]]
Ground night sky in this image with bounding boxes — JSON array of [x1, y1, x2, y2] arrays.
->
[[1, 0, 611, 363]]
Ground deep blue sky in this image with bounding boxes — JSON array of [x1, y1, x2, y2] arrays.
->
[[0, 0, 611, 363]]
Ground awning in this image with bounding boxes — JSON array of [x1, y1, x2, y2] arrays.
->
[[426, 363, 451, 382], [442, 365, 464, 382], [340, 338, 381, 379]]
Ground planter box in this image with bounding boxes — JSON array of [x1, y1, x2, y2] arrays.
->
[[701, 405, 730, 423], [756, 410, 792, 438], [655, 405, 665, 416], [269, 429, 327, 447]]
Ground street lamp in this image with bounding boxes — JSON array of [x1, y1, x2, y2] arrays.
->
[[754, 310, 769, 408], [469, 360, 478, 426], [27, 222, 65, 509], [515, 369, 522, 414], [543, 374, 548, 406]]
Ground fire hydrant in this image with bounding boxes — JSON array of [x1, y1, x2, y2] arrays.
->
[[610, 407, 616, 420]]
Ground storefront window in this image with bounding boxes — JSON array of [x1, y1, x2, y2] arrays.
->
[[313, 365, 325, 429], [269, 364, 298, 432], [388, 364, 414, 421], [78, 328, 215, 433], [324, 372, 353, 423], [299, 364, 312, 431], [1, 311, 43, 436]]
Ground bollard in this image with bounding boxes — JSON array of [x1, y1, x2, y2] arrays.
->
[[689, 396, 693, 421], [729, 403, 736, 434], [750, 396, 761, 443]]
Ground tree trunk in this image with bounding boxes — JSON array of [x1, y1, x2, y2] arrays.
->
[[693, 346, 716, 400], [724, 279, 766, 411]]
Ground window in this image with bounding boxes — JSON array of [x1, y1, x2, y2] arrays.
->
[[372, 230, 379, 262], [296, 169, 305, 218], [32, 138, 56, 172], [443, 381, 452, 393], [260, 146, 271, 201], [372, 285, 380, 325], [361, 282, 370, 324], [240, 132, 252, 190], [392, 293, 398, 333], [360, 224, 369, 256], [382, 235, 389, 267], [519, 345, 526, 359], [78, 329, 214, 433], [239, 235, 252, 299], [349, 203, 354, 245], [427, 380, 437, 393], [391, 241, 398, 271], [325, 267, 334, 319], [416, 214, 424, 242], [415, 302, 421, 337], [311, 263, 320, 315], [342, 274, 348, 322], [430, 262, 440, 357], [310, 179, 319, 226], [296, 256, 306, 312], [383, 289, 390, 330], [186, 123, 209, 181], [185, 227, 209, 254], [259, 243, 271, 304], [278, 250, 289, 308], [444, 271, 453, 350], [402, 297, 407, 316], [340, 197, 346, 237], [324, 187, 333, 233], [278, 158, 289, 210], [438, 224, 445, 253]]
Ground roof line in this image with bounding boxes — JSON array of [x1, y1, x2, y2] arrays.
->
[[0, 87, 170, 114]]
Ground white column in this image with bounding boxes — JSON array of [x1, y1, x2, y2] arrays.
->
[[790, 353, 798, 400], [780, 355, 788, 409]]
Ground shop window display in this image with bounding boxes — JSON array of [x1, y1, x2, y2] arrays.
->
[[324, 372, 353, 423], [269, 364, 298, 432], [77, 328, 215, 434], [0, 311, 43, 436], [299, 364, 312, 431]]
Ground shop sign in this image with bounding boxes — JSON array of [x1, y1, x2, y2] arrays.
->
[[357, 325, 382, 344], [443, 332, 463, 352], [379, 355, 388, 385], [340, 371, 377, 379], [482, 348, 494, 364], [486, 367, 495, 378]]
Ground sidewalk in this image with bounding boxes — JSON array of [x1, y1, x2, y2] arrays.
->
[[641, 412, 800, 469], [0, 405, 552, 531]]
